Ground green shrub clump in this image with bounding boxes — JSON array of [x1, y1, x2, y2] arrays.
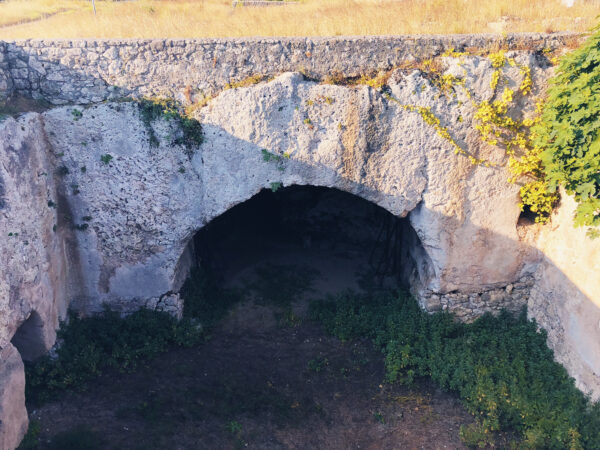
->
[[180, 267, 241, 328], [137, 98, 204, 152], [310, 291, 600, 448], [25, 308, 203, 404], [533, 26, 600, 238]]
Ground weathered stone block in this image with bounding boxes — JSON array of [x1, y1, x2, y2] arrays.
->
[[0, 345, 28, 450]]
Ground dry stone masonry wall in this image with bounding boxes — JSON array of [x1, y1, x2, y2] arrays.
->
[[0, 33, 580, 104], [424, 275, 535, 319], [0, 34, 598, 449]]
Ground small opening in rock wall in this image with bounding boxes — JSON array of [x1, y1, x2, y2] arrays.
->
[[517, 204, 538, 226], [11, 310, 47, 361], [175, 185, 432, 314]]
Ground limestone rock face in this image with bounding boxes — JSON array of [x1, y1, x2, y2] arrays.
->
[[37, 65, 540, 316], [0, 344, 28, 450], [0, 115, 68, 356], [0, 115, 68, 450], [529, 190, 600, 400]]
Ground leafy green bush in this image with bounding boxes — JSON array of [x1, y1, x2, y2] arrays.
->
[[137, 98, 203, 152], [47, 425, 105, 450], [25, 308, 203, 404], [533, 26, 600, 238], [459, 423, 494, 448], [310, 291, 600, 448], [180, 267, 241, 327], [17, 420, 41, 450]]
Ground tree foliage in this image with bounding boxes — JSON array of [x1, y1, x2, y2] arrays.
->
[[533, 27, 600, 238]]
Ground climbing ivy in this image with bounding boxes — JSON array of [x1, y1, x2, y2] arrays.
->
[[326, 46, 570, 225], [532, 26, 600, 238], [467, 50, 559, 223]]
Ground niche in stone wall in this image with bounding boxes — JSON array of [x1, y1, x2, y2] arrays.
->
[[10, 310, 47, 361]]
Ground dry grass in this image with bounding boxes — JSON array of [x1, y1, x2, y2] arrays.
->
[[0, 0, 85, 28], [0, 0, 599, 39]]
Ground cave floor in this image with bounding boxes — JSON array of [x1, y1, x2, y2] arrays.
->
[[28, 298, 474, 450]]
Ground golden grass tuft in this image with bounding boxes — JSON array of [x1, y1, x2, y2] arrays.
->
[[0, 0, 599, 39]]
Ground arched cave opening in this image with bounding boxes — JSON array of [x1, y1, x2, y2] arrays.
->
[[176, 185, 432, 317], [10, 310, 47, 362]]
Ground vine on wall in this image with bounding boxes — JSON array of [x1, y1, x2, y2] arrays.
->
[[532, 27, 600, 238], [392, 37, 599, 235], [374, 47, 559, 225], [469, 50, 559, 224]]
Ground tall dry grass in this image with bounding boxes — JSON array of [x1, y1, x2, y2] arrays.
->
[[0, 0, 599, 39], [0, 0, 84, 28]]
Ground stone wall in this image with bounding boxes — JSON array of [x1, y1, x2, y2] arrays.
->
[[528, 190, 600, 400], [423, 275, 535, 320], [0, 42, 12, 98], [0, 33, 581, 104]]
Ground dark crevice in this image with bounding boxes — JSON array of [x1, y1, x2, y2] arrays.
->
[[11, 311, 46, 362]]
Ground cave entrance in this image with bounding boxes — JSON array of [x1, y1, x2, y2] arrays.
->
[[177, 185, 430, 319], [11, 311, 47, 362]]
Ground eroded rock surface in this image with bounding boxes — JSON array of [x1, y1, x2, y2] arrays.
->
[[37, 65, 541, 318], [0, 115, 67, 355], [529, 190, 600, 400], [0, 344, 27, 450]]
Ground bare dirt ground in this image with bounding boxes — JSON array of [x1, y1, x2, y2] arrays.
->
[[29, 300, 475, 450]]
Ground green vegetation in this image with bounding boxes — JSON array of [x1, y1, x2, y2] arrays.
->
[[24, 309, 203, 404], [70, 108, 82, 121], [137, 98, 203, 154], [245, 263, 317, 307], [19, 423, 105, 450], [180, 267, 241, 329], [17, 420, 41, 450], [261, 148, 288, 172], [310, 291, 600, 448], [100, 153, 113, 164], [533, 26, 600, 238]]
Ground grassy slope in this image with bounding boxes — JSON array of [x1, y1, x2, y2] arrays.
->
[[0, 0, 599, 39]]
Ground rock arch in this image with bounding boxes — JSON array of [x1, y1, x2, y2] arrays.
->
[[173, 184, 436, 304], [29, 69, 541, 320]]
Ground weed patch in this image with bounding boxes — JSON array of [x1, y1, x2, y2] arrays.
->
[[137, 98, 203, 155], [245, 263, 318, 306], [24, 308, 203, 405], [180, 267, 242, 329], [310, 291, 600, 448]]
